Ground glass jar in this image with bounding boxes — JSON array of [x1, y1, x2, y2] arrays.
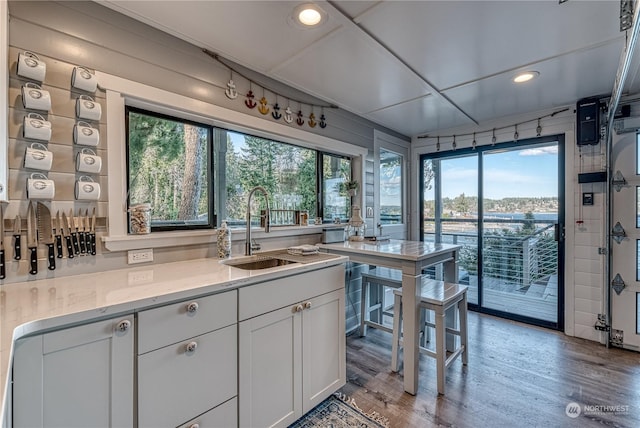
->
[[129, 203, 151, 234], [217, 221, 231, 259]]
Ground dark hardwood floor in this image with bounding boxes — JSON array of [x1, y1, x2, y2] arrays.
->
[[340, 312, 640, 428]]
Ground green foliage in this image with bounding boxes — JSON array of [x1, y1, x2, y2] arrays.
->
[[225, 135, 317, 221]]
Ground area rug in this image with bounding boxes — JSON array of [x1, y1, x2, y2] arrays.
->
[[288, 393, 390, 428]]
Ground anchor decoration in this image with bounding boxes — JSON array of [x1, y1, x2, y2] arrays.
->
[[284, 107, 293, 123], [225, 79, 238, 99], [308, 112, 317, 128], [296, 110, 305, 126], [319, 113, 327, 128], [272, 103, 282, 120], [258, 97, 270, 115], [244, 90, 257, 109]]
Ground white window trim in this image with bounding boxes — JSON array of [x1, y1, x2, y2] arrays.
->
[[97, 72, 366, 251]]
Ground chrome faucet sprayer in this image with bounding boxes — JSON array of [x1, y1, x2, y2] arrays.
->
[[245, 186, 270, 255]]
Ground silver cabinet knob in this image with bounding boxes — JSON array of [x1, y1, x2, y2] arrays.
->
[[116, 319, 131, 332], [186, 302, 199, 313], [304, 301, 312, 309], [294, 304, 304, 312], [185, 341, 198, 353], [188, 424, 200, 428]]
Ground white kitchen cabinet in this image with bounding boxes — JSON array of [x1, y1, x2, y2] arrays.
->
[[137, 290, 237, 428], [177, 397, 237, 428], [239, 266, 345, 428], [12, 316, 134, 428]]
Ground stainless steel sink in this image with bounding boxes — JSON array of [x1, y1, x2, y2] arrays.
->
[[222, 256, 298, 270]]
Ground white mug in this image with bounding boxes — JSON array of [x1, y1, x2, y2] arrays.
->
[[24, 143, 53, 171], [76, 148, 102, 174], [17, 51, 46, 82], [23, 113, 52, 142], [75, 176, 101, 201], [73, 121, 100, 146], [72, 66, 98, 93], [76, 95, 102, 121], [27, 172, 55, 200], [22, 82, 51, 111]]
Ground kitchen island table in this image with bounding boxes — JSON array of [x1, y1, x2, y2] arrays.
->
[[319, 239, 461, 395]]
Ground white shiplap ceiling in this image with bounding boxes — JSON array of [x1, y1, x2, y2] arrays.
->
[[99, 0, 633, 138]]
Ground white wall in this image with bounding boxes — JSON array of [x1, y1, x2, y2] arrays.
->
[[411, 107, 608, 342]]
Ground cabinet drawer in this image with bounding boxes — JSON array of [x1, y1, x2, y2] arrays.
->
[[239, 265, 344, 321], [177, 397, 237, 428], [138, 325, 237, 428], [138, 290, 237, 354]]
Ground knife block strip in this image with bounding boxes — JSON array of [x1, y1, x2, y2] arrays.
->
[[3, 217, 108, 232]]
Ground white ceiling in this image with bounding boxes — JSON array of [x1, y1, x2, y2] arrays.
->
[[100, 0, 634, 138]]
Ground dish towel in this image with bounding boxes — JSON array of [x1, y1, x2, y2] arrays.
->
[[287, 245, 320, 256]]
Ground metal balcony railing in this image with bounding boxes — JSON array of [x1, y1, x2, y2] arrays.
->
[[424, 218, 557, 288]]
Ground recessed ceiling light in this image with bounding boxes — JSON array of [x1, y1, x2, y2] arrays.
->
[[513, 71, 540, 83], [293, 3, 325, 27]]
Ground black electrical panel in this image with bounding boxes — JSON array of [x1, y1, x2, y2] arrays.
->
[[577, 97, 600, 146]]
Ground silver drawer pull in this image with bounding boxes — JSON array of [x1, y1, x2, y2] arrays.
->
[[186, 302, 199, 313], [185, 341, 198, 353], [294, 304, 304, 313], [304, 301, 312, 309], [116, 319, 131, 332], [189, 424, 200, 428]]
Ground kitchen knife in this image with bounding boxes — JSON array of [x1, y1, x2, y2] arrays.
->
[[0, 204, 5, 280], [27, 201, 38, 275], [61, 212, 74, 259], [89, 208, 96, 256], [69, 209, 80, 255], [37, 203, 55, 271], [55, 211, 63, 258], [13, 215, 21, 261], [78, 209, 86, 254]]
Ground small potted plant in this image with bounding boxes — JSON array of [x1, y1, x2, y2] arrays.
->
[[338, 179, 359, 197]]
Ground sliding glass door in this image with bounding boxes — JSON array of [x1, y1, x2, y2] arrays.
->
[[421, 136, 564, 329]]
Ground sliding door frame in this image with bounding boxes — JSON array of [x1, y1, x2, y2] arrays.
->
[[419, 134, 565, 330]]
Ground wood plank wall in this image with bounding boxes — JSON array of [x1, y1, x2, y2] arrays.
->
[[1, 0, 408, 284]]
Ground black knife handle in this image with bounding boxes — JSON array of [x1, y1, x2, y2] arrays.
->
[[0, 249, 5, 280], [14, 235, 21, 260], [64, 236, 75, 259], [29, 247, 37, 275], [90, 233, 96, 256], [55, 235, 63, 259], [71, 232, 80, 254], [79, 232, 86, 254], [46, 243, 55, 270]]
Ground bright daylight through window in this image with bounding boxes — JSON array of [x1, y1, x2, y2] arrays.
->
[[127, 108, 352, 232], [126, 107, 211, 231]]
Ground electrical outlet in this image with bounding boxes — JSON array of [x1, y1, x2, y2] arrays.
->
[[128, 248, 153, 264]]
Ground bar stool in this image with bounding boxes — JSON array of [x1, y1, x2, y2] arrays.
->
[[359, 267, 403, 336], [391, 279, 468, 395]]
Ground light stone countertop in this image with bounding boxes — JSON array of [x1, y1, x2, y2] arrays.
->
[[318, 239, 461, 261], [0, 251, 348, 422]]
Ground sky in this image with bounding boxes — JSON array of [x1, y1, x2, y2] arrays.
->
[[429, 144, 559, 200]]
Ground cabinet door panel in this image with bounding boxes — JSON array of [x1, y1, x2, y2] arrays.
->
[[239, 265, 343, 320], [239, 305, 302, 428], [13, 316, 135, 428], [302, 289, 346, 413], [177, 397, 237, 428], [138, 325, 237, 428]]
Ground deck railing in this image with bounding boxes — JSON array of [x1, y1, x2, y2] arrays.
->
[[424, 218, 557, 287]]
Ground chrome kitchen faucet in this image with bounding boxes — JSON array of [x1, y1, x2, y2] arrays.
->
[[245, 186, 270, 255]]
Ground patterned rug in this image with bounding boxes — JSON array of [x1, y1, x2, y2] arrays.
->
[[288, 393, 390, 428]]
